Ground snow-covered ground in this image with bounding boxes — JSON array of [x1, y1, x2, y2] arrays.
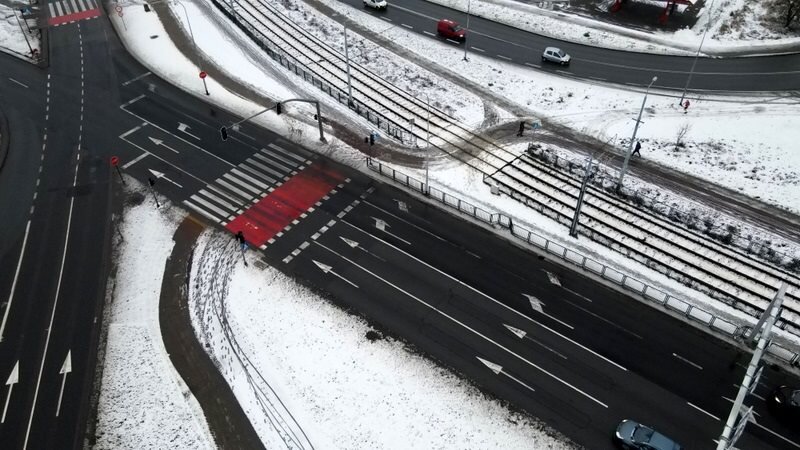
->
[[87, 0, 799, 447], [427, 0, 800, 53], [189, 229, 577, 449], [0, 1, 40, 59], [94, 191, 215, 449]]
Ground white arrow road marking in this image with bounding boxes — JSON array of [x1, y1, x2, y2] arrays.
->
[[523, 294, 573, 330], [544, 271, 561, 286], [56, 351, 72, 417], [339, 237, 386, 262], [476, 357, 536, 394], [395, 200, 408, 212], [371, 217, 411, 245], [342, 218, 627, 372], [177, 122, 200, 140], [148, 169, 183, 188], [2, 361, 19, 423], [313, 260, 359, 289], [147, 136, 180, 153], [672, 352, 703, 370], [504, 324, 568, 360], [315, 240, 608, 408]]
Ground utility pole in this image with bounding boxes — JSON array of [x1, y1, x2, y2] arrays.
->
[[679, 0, 716, 106], [462, 0, 472, 61], [715, 282, 787, 450], [617, 76, 657, 190], [570, 156, 595, 238], [147, 177, 161, 208]]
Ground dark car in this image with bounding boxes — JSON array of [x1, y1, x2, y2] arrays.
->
[[614, 420, 683, 450], [768, 385, 800, 421]]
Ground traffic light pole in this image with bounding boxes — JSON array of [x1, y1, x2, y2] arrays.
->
[[220, 99, 326, 142]]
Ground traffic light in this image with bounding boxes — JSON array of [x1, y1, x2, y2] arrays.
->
[[369, 133, 375, 146], [220, 126, 228, 141], [275, 102, 282, 115]]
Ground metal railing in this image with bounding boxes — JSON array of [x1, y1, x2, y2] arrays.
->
[[366, 158, 800, 368], [208, 0, 412, 143]]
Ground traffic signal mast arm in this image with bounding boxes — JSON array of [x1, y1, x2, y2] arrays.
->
[[220, 99, 325, 142]]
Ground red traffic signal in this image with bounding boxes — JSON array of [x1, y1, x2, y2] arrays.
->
[[220, 126, 228, 141], [275, 102, 282, 115]]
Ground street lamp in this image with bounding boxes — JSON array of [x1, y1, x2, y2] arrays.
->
[[344, 24, 354, 107], [462, 0, 471, 61], [679, 0, 716, 106], [617, 76, 657, 190]]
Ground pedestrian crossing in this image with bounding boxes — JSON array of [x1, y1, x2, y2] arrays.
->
[[47, 0, 101, 26], [183, 142, 349, 249]]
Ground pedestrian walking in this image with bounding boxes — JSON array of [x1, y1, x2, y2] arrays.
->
[[632, 141, 642, 157], [517, 121, 525, 137], [683, 99, 690, 114]]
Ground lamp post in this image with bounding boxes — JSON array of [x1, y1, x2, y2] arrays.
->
[[462, 0, 471, 61], [617, 76, 657, 190], [679, 0, 716, 106], [173, 0, 195, 48], [344, 24, 354, 107]]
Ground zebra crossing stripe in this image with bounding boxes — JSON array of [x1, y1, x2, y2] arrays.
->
[[264, 145, 302, 168], [190, 194, 232, 219], [251, 153, 286, 177], [183, 199, 223, 224], [216, 178, 254, 201], [86, 0, 95, 8], [69, 0, 79, 13], [54, 2, 64, 16], [62, 0, 72, 14], [257, 149, 292, 172], [239, 162, 277, 184], [207, 184, 247, 205], [231, 168, 268, 190], [198, 189, 238, 211], [76, 0, 87, 10], [48, 3, 56, 16], [222, 173, 261, 195], [268, 142, 307, 164]]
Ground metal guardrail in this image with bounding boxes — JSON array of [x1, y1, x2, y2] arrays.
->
[[526, 144, 800, 272], [209, 0, 412, 144], [366, 158, 800, 368]]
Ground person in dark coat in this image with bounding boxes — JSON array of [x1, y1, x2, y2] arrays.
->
[[632, 141, 642, 157]]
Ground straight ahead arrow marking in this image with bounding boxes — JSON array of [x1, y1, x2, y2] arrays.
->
[[313, 260, 359, 288], [56, 351, 72, 417], [476, 357, 536, 394], [148, 168, 183, 188], [177, 123, 200, 140], [148, 136, 180, 153], [522, 294, 573, 330], [2, 361, 19, 423]]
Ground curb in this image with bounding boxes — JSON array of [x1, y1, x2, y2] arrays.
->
[[159, 218, 265, 450], [0, 102, 9, 171]]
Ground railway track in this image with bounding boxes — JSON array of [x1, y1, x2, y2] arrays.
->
[[219, 0, 800, 334]]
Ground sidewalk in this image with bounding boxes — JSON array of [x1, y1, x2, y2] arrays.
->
[[159, 216, 264, 450]]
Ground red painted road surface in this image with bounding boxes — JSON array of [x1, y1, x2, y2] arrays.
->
[[48, 8, 101, 26], [226, 162, 345, 247]]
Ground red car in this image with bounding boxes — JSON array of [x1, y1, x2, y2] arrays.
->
[[437, 19, 466, 42]]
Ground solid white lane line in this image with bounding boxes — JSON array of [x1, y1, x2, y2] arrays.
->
[[24, 144, 81, 450], [687, 402, 720, 421], [0, 221, 32, 342], [8, 78, 29, 88], [672, 353, 703, 370], [121, 71, 152, 86], [315, 240, 609, 409], [342, 220, 628, 372], [121, 152, 148, 169]]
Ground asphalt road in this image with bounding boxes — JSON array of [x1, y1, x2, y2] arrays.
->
[[0, 20, 115, 450], [337, 0, 800, 92], [1, 3, 799, 449]]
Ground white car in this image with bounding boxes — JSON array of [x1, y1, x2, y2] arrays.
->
[[542, 47, 571, 66], [363, 0, 388, 10]]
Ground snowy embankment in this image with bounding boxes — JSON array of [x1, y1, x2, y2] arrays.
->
[[94, 191, 214, 449], [188, 229, 577, 449], [425, 0, 800, 54], [0, 2, 39, 59]]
